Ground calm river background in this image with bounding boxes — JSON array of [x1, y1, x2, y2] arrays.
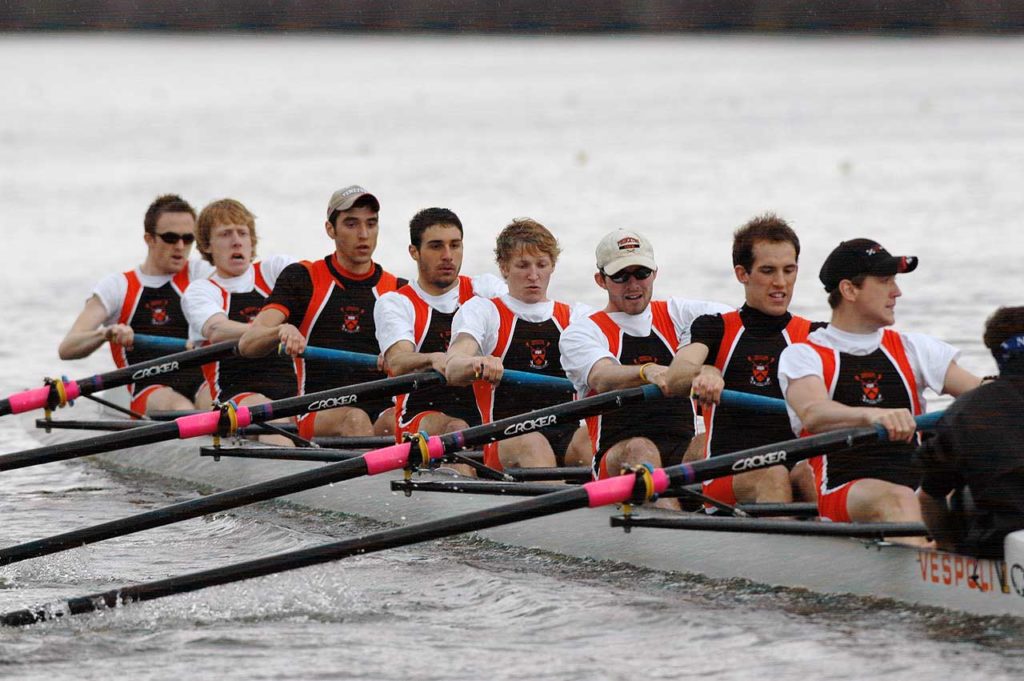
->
[[1, 33, 1023, 679]]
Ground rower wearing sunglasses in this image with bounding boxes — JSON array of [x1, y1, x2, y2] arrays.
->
[[59, 194, 213, 414], [558, 229, 730, 508]]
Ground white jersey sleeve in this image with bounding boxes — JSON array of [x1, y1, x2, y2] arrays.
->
[[91, 272, 129, 326], [668, 298, 733, 346], [188, 258, 216, 281], [450, 296, 500, 355], [902, 332, 960, 394], [568, 300, 595, 322], [558, 316, 615, 394], [257, 254, 298, 290], [374, 291, 417, 354], [182, 279, 228, 342], [471, 272, 509, 299], [777, 343, 826, 435]]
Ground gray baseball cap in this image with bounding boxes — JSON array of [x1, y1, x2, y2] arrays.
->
[[326, 185, 379, 218]]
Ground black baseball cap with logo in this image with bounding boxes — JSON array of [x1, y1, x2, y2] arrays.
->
[[818, 238, 918, 293]]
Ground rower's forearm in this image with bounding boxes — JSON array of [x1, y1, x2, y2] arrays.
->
[[58, 330, 106, 360], [444, 355, 478, 386], [799, 402, 876, 434], [589, 364, 647, 394], [664, 359, 702, 394], [204, 319, 251, 344], [388, 351, 442, 377], [238, 325, 281, 358]]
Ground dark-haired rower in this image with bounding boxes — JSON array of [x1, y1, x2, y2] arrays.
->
[[374, 207, 506, 445], [665, 213, 823, 507], [239, 186, 406, 438], [779, 239, 980, 540]]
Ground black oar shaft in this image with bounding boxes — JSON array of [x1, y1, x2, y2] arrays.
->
[[0, 457, 371, 567], [0, 387, 660, 569], [0, 372, 441, 473], [2, 486, 590, 626], [0, 341, 237, 417], [0, 422, 180, 471], [667, 426, 882, 488]]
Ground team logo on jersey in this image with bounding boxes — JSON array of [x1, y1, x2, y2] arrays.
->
[[854, 370, 884, 404], [525, 339, 551, 370], [238, 305, 262, 323], [632, 355, 658, 365], [747, 354, 775, 387], [145, 299, 171, 326], [341, 306, 364, 334], [439, 329, 452, 351]]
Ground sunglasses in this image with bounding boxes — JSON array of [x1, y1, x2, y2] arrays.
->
[[604, 267, 654, 284], [155, 231, 196, 245]]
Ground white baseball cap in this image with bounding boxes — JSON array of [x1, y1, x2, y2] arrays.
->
[[595, 229, 657, 276]]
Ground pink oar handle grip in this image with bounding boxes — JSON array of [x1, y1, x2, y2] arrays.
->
[[363, 436, 444, 475], [7, 382, 82, 414], [583, 468, 670, 508], [175, 406, 253, 439]]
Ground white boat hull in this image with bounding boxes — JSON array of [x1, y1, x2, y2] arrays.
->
[[65, 434, 1023, 619]]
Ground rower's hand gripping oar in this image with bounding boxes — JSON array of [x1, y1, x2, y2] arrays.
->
[[0, 372, 444, 473], [0, 384, 663, 568], [0, 340, 238, 418], [0, 404, 933, 626], [135, 333, 792, 412], [293, 343, 790, 413]]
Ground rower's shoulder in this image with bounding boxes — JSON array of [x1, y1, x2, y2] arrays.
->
[[665, 297, 733, 325]]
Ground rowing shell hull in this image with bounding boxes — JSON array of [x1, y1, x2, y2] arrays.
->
[[27, 414, 1024, 619]]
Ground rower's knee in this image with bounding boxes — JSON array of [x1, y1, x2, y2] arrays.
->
[[500, 433, 556, 469], [608, 438, 661, 473], [871, 485, 922, 523], [373, 408, 395, 437], [443, 417, 469, 434], [738, 465, 792, 504]]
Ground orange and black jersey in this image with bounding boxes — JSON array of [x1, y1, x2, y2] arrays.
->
[[473, 298, 572, 423], [807, 331, 922, 490], [202, 263, 296, 402], [113, 269, 204, 398], [264, 254, 406, 416], [587, 301, 694, 469], [395, 278, 480, 427], [691, 305, 824, 458]]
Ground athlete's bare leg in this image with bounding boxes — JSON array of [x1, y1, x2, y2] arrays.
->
[[602, 437, 680, 511], [682, 432, 706, 464], [845, 478, 932, 547], [313, 406, 374, 437], [731, 465, 792, 504], [563, 425, 593, 467], [144, 387, 195, 413], [790, 461, 817, 503], [497, 432, 557, 471], [373, 407, 396, 437]]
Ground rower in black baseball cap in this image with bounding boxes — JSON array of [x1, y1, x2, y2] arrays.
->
[[777, 237, 980, 543]]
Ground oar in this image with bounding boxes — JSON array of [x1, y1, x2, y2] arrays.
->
[[0, 385, 661, 567], [1, 411, 935, 626], [0, 340, 237, 418], [297, 344, 574, 392], [138, 334, 789, 411], [0, 373, 442, 473]]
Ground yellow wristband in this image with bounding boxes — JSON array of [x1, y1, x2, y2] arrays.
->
[[638, 362, 656, 384]]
